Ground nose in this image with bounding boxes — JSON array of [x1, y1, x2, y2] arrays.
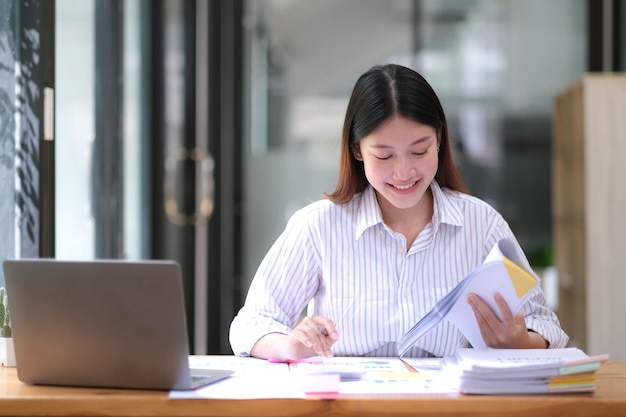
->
[[393, 155, 416, 180]]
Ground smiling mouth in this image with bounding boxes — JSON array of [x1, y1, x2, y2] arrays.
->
[[391, 181, 417, 190]]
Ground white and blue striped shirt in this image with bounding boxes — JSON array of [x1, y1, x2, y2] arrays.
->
[[229, 181, 569, 357]]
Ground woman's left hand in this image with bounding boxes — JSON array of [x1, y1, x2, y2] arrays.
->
[[467, 292, 548, 349]]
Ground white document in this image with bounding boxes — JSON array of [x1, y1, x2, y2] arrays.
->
[[398, 239, 540, 354], [171, 356, 458, 398]]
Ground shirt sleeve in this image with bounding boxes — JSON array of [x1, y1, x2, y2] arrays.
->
[[229, 208, 321, 356], [522, 289, 569, 348]]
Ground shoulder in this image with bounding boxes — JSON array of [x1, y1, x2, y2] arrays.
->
[[434, 182, 514, 248], [288, 193, 363, 225], [439, 185, 505, 221], [282, 193, 368, 242]]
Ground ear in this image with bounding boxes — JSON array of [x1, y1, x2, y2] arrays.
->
[[352, 145, 363, 161]]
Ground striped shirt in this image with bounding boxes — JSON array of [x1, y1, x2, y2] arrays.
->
[[229, 181, 569, 357]]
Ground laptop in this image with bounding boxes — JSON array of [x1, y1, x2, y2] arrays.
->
[[2, 258, 233, 390]]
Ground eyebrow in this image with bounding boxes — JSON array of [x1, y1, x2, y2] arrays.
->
[[369, 135, 433, 149]]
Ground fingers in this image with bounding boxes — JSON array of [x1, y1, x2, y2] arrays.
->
[[468, 292, 509, 345], [467, 292, 532, 348], [493, 292, 514, 321], [467, 293, 497, 343], [291, 316, 339, 358], [316, 317, 339, 340]]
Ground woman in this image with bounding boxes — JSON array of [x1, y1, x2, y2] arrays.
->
[[229, 64, 568, 360]]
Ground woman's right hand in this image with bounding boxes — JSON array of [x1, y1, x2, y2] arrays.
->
[[250, 316, 339, 361], [285, 316, 339, 359]]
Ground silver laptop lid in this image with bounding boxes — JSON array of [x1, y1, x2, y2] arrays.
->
[[3, 259, 197, 390]]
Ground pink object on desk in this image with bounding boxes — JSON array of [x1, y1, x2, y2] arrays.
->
[[267, 356, 325, 364], [289, 373, 341, 394]]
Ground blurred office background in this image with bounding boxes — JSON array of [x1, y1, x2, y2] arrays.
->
[[0, 0, 624, 355]]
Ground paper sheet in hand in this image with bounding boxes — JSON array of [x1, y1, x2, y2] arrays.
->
[[398, 239, 539, 355]]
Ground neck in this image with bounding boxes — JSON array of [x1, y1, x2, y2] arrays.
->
[[378, 188, 434, 249]]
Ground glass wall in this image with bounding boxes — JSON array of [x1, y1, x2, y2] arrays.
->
[[123, 0, 145, 260], [56, 0, 145, 260], [55, 0, 96, 260], [241, 0, 586, 294]]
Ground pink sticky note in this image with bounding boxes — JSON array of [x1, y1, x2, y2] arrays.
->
[[290, 373, 340, 394]]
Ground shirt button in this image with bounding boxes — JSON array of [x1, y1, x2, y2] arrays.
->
[[404, 290, 410, 298]]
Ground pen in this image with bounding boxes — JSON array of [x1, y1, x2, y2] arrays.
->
[[317, 324, 329, 337]]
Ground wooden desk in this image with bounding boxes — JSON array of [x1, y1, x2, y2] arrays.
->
[[1, 361, 626, 417]]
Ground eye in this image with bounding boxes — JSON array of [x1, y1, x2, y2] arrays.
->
[[413, 150, 428, 156], [374, 155, 392, 161]]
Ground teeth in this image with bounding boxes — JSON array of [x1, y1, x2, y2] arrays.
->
[[394, 182, 415, 190]]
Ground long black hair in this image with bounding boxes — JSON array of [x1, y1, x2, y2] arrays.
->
[[325, 64, 466, 203]]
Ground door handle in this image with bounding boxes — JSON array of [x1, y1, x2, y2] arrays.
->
[[164, 148, 215, 226]]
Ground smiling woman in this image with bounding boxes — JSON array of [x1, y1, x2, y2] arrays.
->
[[229, 63, 569, 361]]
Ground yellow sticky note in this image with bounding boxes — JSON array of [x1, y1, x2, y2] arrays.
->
[[503, 257, 537, 299]]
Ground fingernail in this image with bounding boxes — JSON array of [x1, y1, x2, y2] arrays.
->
[[467, 294, 475, 305]]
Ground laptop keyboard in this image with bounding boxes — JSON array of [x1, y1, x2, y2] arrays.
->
[[190, 375, 215, 389]]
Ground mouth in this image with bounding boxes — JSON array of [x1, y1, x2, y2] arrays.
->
[[390, 181, 417, 191]]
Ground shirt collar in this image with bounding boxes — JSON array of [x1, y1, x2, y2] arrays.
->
[[354, 180, 463, 240], [430, 180, 464, 228], [355, 185, 383, 239]]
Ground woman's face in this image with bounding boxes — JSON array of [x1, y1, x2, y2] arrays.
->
[[354, 116, 439, 215]]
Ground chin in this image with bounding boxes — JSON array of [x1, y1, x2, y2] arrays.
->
[[387, 195, 424, 210]]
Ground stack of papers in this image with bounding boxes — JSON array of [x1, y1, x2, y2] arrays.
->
[[454, 348, 609, 394]]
